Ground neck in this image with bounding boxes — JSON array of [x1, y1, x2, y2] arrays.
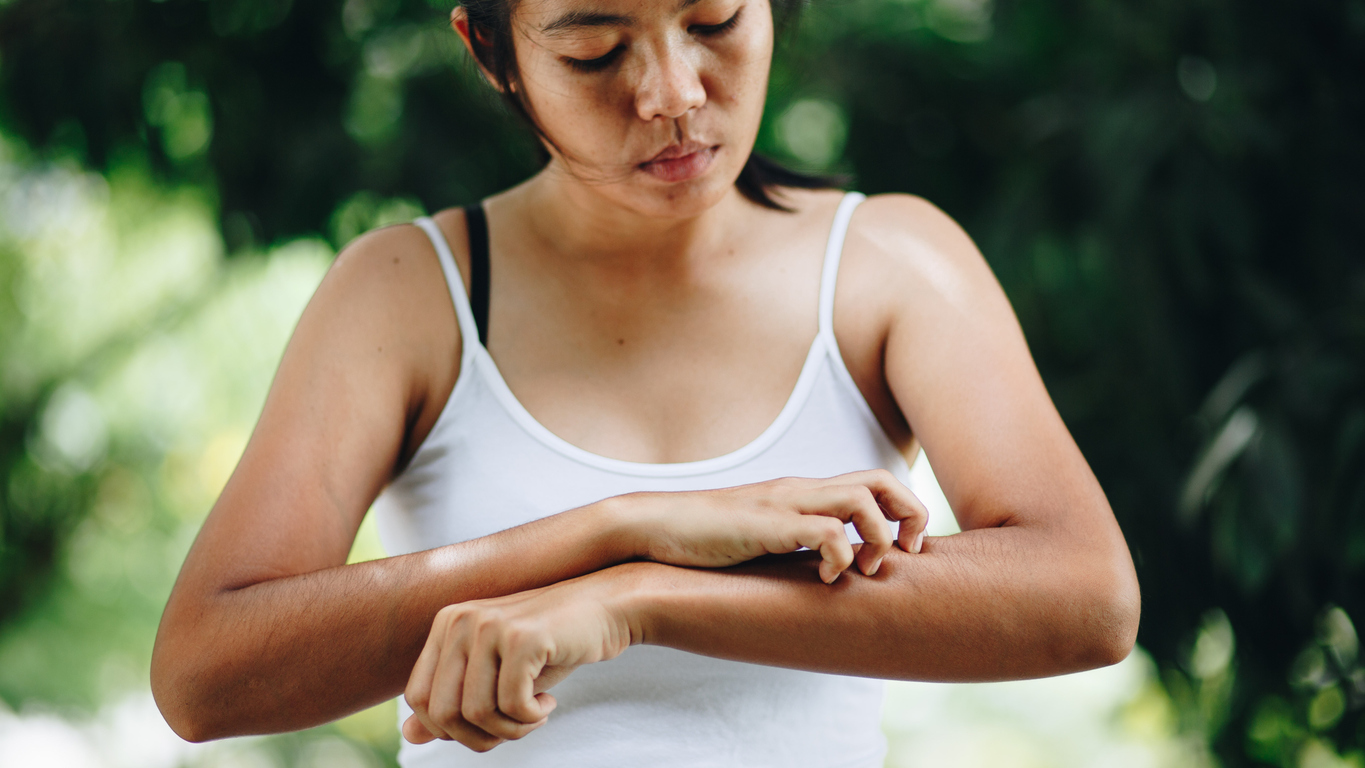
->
[[502, 163, 753, 277]]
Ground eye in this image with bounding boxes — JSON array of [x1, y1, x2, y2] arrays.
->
[[689, 7, 742, 36], [564, 45, 624, 73]]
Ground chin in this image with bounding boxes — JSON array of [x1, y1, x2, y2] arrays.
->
[[621, 159, 745, 220], [635, 179, 733, 219]]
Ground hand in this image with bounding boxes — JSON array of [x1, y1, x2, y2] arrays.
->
[[402, 573, 636, 751], [619, 469, 929, 584]]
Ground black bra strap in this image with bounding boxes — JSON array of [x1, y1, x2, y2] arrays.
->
[[463, 204, 490, 347]]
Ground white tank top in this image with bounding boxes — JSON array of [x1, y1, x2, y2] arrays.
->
[[377, 192, 911, 768]]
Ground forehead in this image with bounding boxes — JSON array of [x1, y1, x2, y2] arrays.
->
[[517, 0, 710, 35]]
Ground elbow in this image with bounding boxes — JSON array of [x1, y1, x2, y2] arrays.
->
[[1075, 558, 1141, 670], [152, 630, 230, 743], [151, 654, 210, 743], [155, 700, 214, 745]]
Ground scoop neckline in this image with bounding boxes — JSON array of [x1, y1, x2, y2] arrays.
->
[[470, 333, 832, 478]]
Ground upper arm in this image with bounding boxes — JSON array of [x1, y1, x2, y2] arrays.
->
[[848, 195, 1115, 537], [169, 223, 461, 596]]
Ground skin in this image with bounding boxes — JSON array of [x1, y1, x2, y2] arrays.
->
[[150, 0, 1141, 753]]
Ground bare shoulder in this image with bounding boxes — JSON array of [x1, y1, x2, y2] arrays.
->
[[842, 193, 1011, 326], [291, 222, 463, 434], [316, 223, 459, 352], [848, 193, 993, 284], [327, 221, 454, 296]]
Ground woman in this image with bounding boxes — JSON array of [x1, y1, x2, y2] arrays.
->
[[150, 0, 1140, 764]]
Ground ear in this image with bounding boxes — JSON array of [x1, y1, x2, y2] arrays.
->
[[450, 6, 505, 92]]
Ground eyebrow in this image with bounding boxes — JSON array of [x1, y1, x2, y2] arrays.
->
[[541, 10, 631, 34], [540, 0, 706, 34]]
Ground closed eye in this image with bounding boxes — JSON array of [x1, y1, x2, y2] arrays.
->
[[564, 45, 625, 73], [690, 7, 742, 36]]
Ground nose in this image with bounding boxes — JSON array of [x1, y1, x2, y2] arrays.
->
[[634, 39, 706, 121]]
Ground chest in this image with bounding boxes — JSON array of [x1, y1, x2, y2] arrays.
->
[[488, 252, 830, 464], [414, 193, 914, 468]]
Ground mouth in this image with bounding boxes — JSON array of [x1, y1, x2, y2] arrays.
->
[[638, 141, 720, 183]]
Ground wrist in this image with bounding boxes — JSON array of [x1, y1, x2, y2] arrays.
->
[[592, 560, 673, 647], [587, 492, 658, 563]]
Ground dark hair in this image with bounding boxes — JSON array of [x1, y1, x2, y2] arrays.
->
[[458, 0, 842, 210]]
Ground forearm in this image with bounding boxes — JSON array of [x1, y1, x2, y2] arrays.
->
[[624, 525, 1139, 682], [153, 501, 634, 741]]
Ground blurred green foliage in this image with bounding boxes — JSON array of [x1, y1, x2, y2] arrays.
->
[[0, 0, 1362, 766]]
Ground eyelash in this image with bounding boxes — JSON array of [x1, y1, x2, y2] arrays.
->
[[690, 8, 743, 37], [566, 46, 624, 73], [563, 8, 743, 73]]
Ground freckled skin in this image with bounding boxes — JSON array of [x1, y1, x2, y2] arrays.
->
[[462, 0, 771, 220], [150, 0, 1139, 749]]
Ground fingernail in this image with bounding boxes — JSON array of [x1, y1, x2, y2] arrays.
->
[[868, 559, 881, 576], [913, 531, 926, 554]]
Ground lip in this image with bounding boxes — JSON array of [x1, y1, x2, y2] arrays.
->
[[639, 141, 719, 183]]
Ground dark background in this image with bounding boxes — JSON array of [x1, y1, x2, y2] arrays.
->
[[0, 0, 1362, 765]]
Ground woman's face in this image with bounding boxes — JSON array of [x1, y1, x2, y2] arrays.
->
[[500, 0, 774, 218]]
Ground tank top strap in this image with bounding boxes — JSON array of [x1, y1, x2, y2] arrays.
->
[[413, 216, 483, 362], [818, 191, 867, 338]]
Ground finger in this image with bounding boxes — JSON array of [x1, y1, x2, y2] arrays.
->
[[498, 641, 555, 724], [792, 515, 854, 584], [402, 713, 506, 754], [534, 664, 578, 693], [405, 611, 451, 742], [463, 637, 546, 740], [844, 470, 930, 552], [841, 487, 893, 576], [425, 639, 468, 739], [403, 714, 438, 745], [844, 469, 925, 520], [893, 490, 931, 554], [427, 644, 507, 751], [792, 486, 891, 576]]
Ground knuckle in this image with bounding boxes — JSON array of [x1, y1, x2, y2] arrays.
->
[[472, 615, 504, 639], [504, 624, 541, 651], [405, 687, 430, 711], [863, 512, 891, 540], [465, 701, 495, 723], [527, 631, 552, 656], [451, 609, 481, 631], [908, 504, 929, 525]]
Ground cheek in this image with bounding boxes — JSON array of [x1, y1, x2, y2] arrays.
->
[[710, 13, 772, 100], [518, 61, 631, 153], [709, 28, 773, 129]]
